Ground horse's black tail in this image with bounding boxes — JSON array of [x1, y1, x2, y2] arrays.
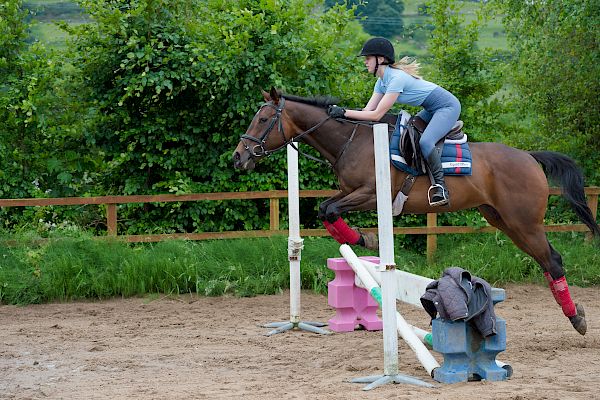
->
[[530, 151, 600, 238]]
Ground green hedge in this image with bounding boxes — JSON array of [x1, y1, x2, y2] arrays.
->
[[1, 0, 598, 237]]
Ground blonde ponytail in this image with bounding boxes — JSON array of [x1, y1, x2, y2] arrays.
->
[[392, 56, 422, 79]]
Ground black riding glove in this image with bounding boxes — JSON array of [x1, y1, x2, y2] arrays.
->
[[327, 105, 346, 119]]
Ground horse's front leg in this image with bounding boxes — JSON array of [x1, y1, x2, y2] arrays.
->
[[318, 192, 346, 221], [319, 187, 379, 250]]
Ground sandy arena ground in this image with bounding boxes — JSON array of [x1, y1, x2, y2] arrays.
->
[[1, 284, 599, 399]]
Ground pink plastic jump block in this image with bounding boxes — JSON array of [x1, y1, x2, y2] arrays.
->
[[327, 256, 383, 332]]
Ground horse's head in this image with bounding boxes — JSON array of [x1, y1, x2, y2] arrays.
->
[[233, 87, 294, 170]]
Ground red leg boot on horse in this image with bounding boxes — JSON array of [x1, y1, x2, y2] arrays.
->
[[544, 244, 587, 335], [319, 211, 379, 251]]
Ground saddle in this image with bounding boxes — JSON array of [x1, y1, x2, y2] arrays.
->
[[410, 116, 465, 141], [390, 111, 471, 177], [399, 115, 465, 173]]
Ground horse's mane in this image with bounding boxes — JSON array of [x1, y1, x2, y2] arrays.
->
[[281, 93, 340, 109], [281, 92, 395, 125]]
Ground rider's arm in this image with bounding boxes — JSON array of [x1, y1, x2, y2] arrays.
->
[[344, 92, 400, 121], [363, 92, 384, 111]]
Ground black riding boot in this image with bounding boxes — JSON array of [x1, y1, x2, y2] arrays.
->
[[425, 145, 450, 207]]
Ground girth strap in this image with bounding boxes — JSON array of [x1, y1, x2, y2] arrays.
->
[[400, 174, 417, 196]]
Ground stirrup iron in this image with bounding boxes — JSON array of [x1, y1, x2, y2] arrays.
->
[[427, 184, 449, 207]]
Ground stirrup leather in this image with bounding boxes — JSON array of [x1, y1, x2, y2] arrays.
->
[[427, 184, 449, 206]]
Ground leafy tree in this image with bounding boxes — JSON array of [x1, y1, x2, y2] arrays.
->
[[325, 0, 405, 38], [64, 0, 370, 234], [425, 0, 504, 141], [497, 0, 600, 183], [0, 0, 99, 230], [0, 0, 28, 73]]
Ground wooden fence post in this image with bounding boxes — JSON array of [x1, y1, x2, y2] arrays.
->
[[585, 193, 598, 242], [426, 213, 437, 264], [106, 203, 117, 236], [270, 198, 280, 231]]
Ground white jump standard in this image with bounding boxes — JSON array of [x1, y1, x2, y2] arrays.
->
[[347, 123, 435, 389], [262, 144, 330, 336]]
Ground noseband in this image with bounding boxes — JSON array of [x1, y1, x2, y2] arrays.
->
[[239, 98, 331, 159]]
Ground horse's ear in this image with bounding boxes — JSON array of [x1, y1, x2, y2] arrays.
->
[[270, 86, 280, 104], [261, 88, 270, 102]]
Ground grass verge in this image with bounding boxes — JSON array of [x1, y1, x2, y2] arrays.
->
[[0, 230, 597, 305]]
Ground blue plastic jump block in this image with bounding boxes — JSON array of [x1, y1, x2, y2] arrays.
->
[[490, 287, 505, 305], [432, 287, 509, 384]]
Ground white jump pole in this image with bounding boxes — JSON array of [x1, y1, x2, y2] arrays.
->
[[350, 123, 434, 390], [340, 245, 440, 377], [356, 252, 511, 374], [263, 144, 329, 336]]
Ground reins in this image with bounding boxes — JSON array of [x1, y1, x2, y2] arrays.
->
[[240, 97, 332, 161], [240, 98, 384, 169]]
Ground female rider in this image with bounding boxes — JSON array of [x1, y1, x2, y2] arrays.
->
[[328, 37, 461, 207]]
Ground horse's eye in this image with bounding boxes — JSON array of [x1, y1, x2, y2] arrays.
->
[[259, 117, 268, 123]]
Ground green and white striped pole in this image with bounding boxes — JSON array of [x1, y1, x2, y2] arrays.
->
[[340, 244, 440, 377]]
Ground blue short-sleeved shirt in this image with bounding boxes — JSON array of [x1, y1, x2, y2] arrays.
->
[[374, 67, 438, 106]]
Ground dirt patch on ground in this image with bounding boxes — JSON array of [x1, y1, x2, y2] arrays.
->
[[2, 284, 599, 399]]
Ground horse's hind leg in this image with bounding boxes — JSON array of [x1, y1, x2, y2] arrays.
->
[[478, 205, 587, 335]]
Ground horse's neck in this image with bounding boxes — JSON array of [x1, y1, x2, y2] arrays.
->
[[301, 124, 349, 164]]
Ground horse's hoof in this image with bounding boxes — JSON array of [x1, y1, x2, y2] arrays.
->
[[352, 227, 379, 251], [569, 304, 587, 335], [361, 232, 379, 251]]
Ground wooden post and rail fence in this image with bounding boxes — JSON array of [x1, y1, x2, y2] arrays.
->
[[1, 187, 598, 262]]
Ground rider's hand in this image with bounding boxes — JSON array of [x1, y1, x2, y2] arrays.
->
[[327, 105, 346, 119]]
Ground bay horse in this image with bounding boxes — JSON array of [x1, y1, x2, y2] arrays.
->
[[233, 87, 599, 336]]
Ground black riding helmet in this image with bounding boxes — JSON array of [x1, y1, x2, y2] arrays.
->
[[358, 37, 395, 65]]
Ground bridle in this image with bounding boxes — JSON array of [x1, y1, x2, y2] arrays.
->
[[240, 98, 287, 158], [239, 97, 376, 168], [239, 98, 332, 162]]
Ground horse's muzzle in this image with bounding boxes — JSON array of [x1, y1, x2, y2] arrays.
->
[[232, 150, 256, 170]]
